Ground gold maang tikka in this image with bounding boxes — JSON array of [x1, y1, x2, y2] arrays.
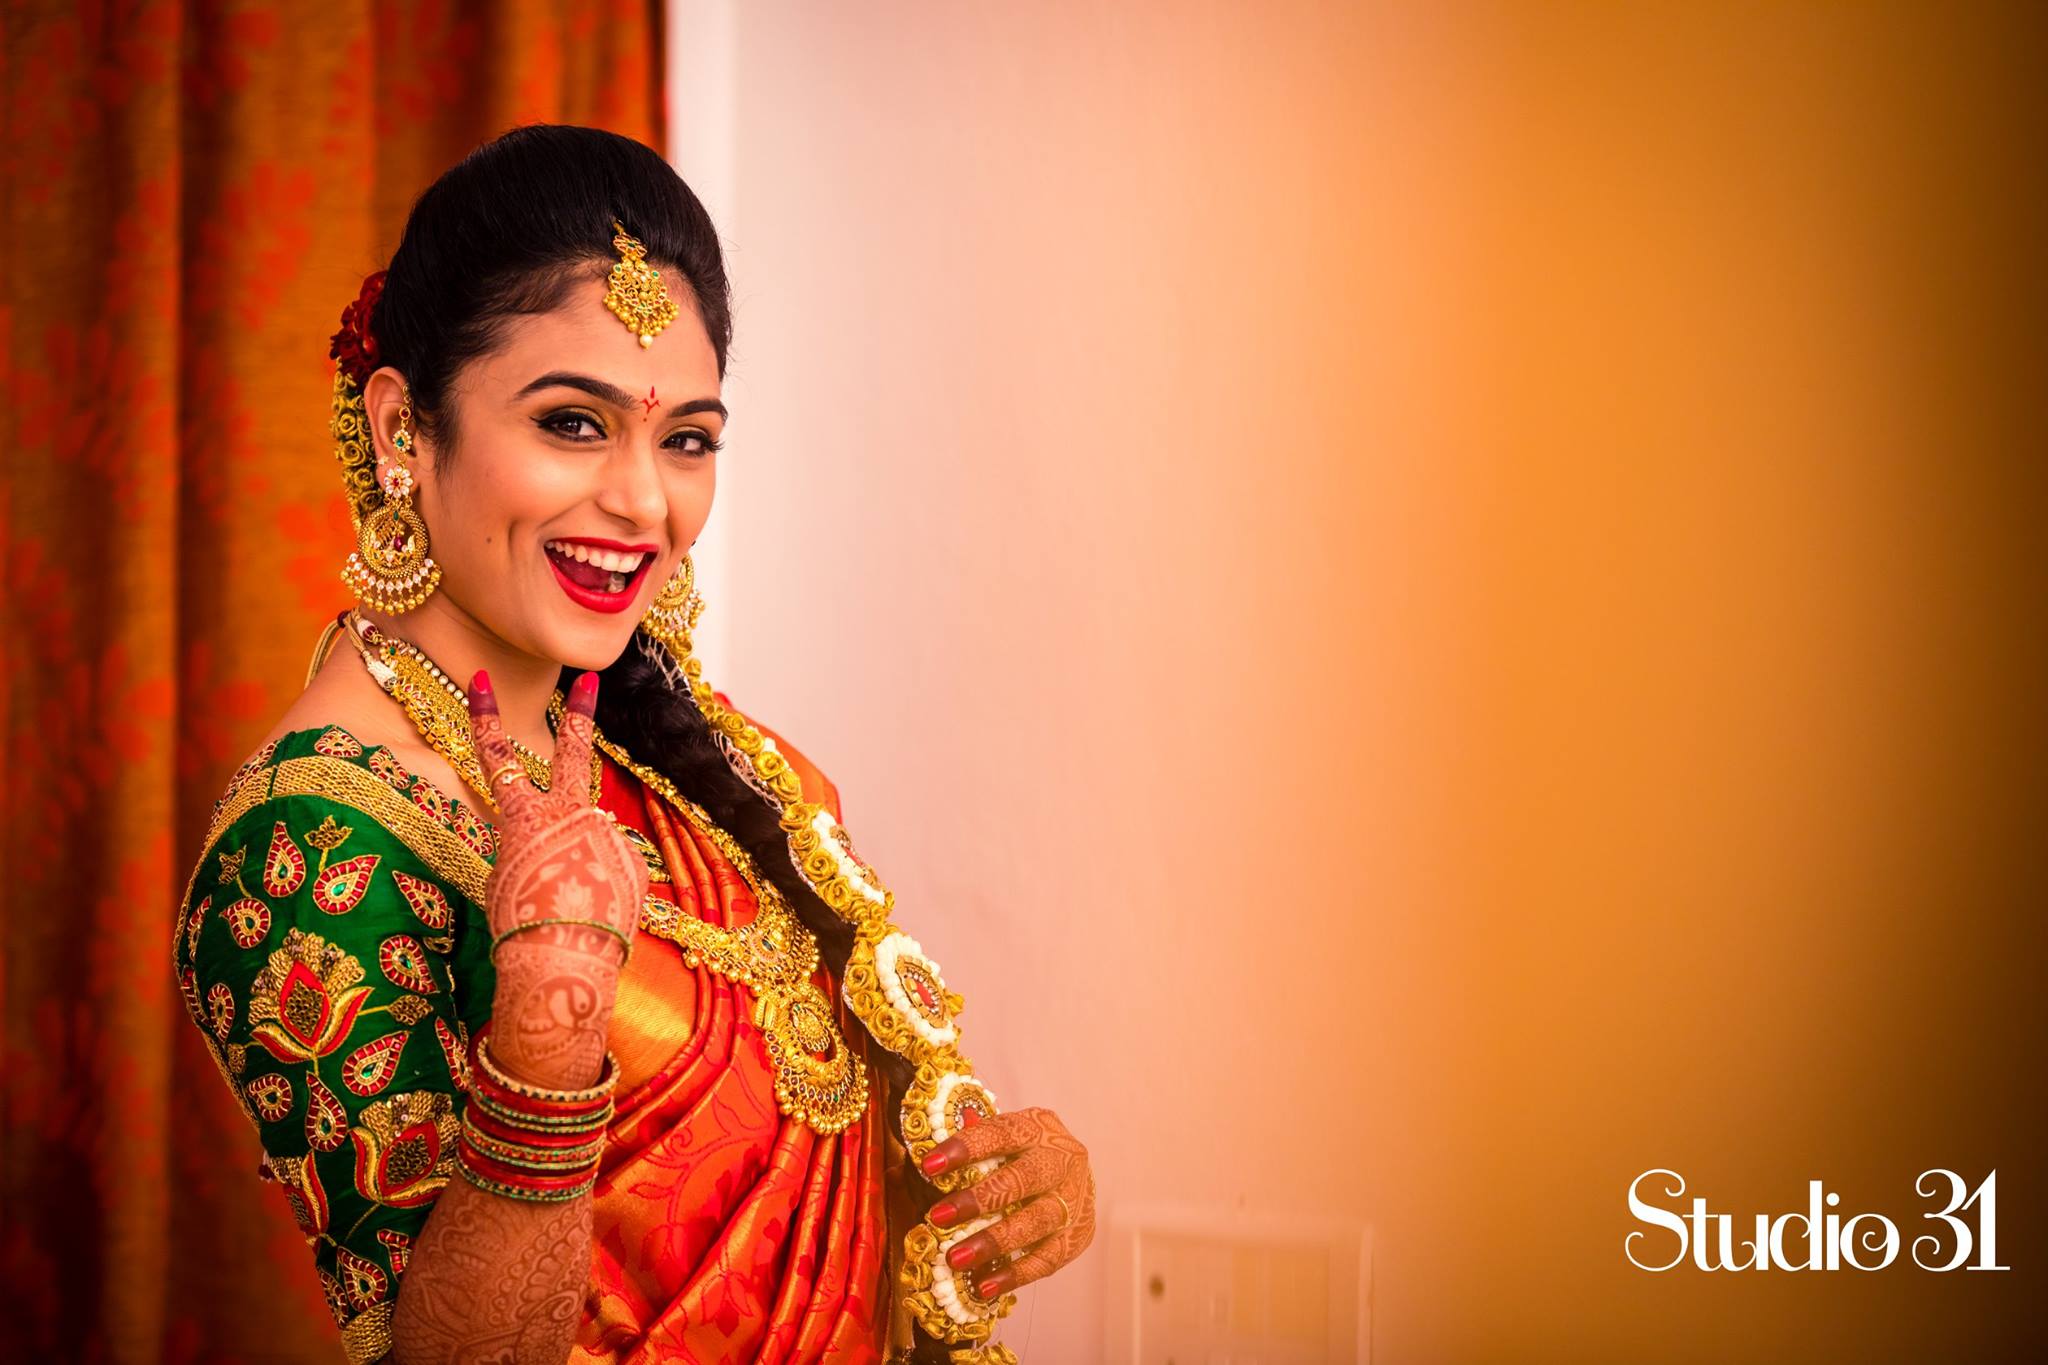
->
[[604, 220, 679, 347], [341, 385, 442, 613]]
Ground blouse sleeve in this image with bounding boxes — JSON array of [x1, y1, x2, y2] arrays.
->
[[173, 742, 496, 1364]]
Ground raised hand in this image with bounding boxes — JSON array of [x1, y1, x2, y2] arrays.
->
[[468, 669, 647, 1089], [923, 1106, 1097, 1299]]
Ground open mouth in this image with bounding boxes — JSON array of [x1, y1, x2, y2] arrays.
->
[[543, 539, 657, 614]]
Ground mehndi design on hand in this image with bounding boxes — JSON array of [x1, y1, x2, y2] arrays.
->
[[468, 670, 646, 1089], [922, 1105, 1098, 1297]]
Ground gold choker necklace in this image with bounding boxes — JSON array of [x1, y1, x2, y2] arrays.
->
[[339, 609, 601, 810]]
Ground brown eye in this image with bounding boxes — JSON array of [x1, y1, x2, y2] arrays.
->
[[665, 428, 723, 457], [538, 412, 605, 441]]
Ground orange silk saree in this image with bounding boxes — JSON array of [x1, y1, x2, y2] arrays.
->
[[570, 739, 905, 1363]]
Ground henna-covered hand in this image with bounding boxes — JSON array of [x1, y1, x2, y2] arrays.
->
[[469, 670, 647, 1090], [923, 1106, 1097, 1299]]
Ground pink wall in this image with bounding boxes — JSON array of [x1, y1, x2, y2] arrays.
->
[[682, 3, 2045, 1359]]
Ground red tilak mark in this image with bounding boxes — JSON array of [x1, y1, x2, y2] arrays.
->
[[641, 386, 659, 417]]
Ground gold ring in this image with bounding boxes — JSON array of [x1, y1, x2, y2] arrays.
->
[[488, 760, 526, 788], [1050, 1191, 1074, 1230]]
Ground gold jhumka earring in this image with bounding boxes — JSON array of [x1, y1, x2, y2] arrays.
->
[[341, 386, 442, 613], [604, 220, 678, 347], [639, 553, 705, 655]]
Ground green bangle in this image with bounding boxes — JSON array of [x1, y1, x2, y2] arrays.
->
[[489, 916, 633, 964]]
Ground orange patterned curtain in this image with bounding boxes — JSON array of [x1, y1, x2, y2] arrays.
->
[[0, 3, 665, 1358]]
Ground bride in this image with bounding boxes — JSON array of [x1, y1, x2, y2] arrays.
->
[[173, 123, 1094, 1364]]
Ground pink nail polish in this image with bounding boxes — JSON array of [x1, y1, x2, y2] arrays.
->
[[575, 671, 598, 697], [471, 670, 492, 695]]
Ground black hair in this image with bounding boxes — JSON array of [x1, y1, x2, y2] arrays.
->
[[370, 124, 947, 1360], [373, 122, 732, 451]]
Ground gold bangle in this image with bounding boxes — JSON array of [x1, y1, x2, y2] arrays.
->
[[456, 1157, 599, 1204], [489, 916, 633, 964], [475, 1041, 619, 1106]]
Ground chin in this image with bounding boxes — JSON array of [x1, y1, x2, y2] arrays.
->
[[545, 618, 644, 674]]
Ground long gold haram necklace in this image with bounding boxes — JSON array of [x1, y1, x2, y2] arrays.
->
[[620, 632, 1020, 1357], [541, 692, 868, 1132], [338, 610, 867, 1133]]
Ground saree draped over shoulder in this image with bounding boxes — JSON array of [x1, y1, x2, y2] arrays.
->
[[174, 710, 895, 1364]]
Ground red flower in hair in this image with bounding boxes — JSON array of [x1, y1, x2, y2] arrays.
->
[[330, 270, 387, 386]]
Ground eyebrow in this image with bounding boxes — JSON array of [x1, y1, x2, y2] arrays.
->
[[512, 370, 728, 421]]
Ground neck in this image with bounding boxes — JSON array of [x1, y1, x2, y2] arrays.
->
[[354, 599, 564, 753]]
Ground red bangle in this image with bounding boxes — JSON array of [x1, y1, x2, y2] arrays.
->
[[464, 1102, 610, 1150], [460, 1118, 605, 1168], [456, 1132, 601, 1189], [469, 1030, 618, 1118]]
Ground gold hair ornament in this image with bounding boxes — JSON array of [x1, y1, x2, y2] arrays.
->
[[604, 220, 679, 347]]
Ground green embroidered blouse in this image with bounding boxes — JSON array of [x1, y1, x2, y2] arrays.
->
[[173, 723, 502, 1357]]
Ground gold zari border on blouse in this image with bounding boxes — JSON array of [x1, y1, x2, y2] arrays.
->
[[202, 754, 493, 905], [339, 1301, 394, 1364]]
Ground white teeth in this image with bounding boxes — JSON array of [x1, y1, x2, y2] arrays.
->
[[545, 541, 648, 575]]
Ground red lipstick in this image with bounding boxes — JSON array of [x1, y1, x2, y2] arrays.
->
[[543, 539, 659, 615]]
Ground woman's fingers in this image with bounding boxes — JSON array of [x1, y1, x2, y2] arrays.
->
[[467, 671, 536, 819], [920, 1106, 1050, 1178], [944, 1191, 1067, 1273], [924, 1105, 1098, 1296], [550, 671, 600, 807], [976, 1236, 1065, 1298], [929, 1145, 1064, 1226], [961, 1175, 1099, 1298]]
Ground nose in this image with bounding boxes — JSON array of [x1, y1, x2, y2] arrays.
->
[[595, 442, 667, 531]]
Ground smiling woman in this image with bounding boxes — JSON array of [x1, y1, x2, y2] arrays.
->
[[170, 126, 1093, 1365]]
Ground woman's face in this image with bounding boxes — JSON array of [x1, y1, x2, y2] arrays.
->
[[391, 269, 724, 672]]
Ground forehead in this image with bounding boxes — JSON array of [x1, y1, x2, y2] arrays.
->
[[464, 269, 721, 399]]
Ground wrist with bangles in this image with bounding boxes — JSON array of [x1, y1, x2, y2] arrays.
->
[[489, 914, 634, 964], [455, 1031, 620, 1203]]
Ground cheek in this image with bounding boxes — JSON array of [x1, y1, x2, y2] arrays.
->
[[668, 470, 717, 540], [429, 460, 575, 553]]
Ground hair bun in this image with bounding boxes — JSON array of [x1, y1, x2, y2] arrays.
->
[[329, 270, 388, 386]]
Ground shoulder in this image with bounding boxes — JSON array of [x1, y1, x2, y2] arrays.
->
[[190, 724, 497, 909], [174, 722, 495, 1099], [175, 726, 499, 1036], [710, 688, 845, 821]]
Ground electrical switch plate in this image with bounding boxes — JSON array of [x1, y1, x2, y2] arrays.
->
[[1105, 1205, 1372, 1363]]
